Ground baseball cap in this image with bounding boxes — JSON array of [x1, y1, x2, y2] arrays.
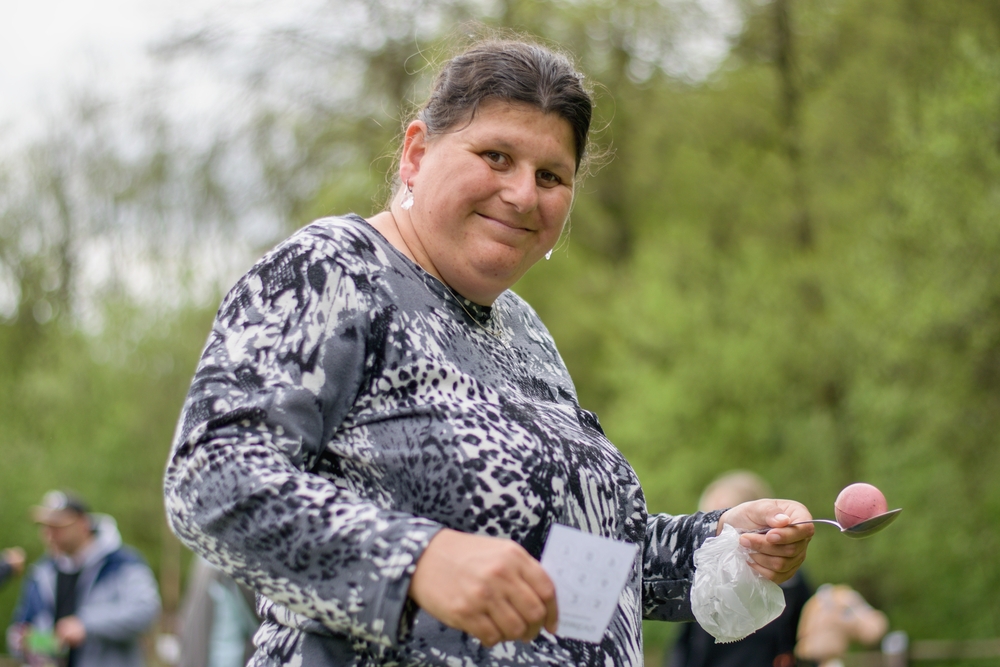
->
[[30, 490, 90, 528]]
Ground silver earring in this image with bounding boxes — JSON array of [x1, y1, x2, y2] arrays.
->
[[545, 249, 553, 260], [401, 182, 414, 210]]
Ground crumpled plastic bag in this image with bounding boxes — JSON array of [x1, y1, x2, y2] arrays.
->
[[691, 523, 786, 643]]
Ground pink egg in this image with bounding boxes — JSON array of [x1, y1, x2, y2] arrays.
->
[[834, 483, 888, 529]]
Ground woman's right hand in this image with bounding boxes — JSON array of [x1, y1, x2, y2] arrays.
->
[[408, 529, 558, 647]]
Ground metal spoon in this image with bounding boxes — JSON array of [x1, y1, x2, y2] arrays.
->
[[752, 508, 902, 538]]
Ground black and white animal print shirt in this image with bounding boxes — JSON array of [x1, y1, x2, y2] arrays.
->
[[164, 215, 720, 667]]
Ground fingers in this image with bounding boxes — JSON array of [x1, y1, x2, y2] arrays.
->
[[486, 543, 554, 643], [467, 617, 506, 648], [738, 525, 812, 584], [746, 548, 808, 584], [739, 526, 813, 551], [488, 571, 550, 644], [723, 498, 814, 533], [518, 555, 559, 636], [54, 616, 87, 647], [732, 506, 813, 585], [543, 586, 559, 634], [409, 530, 558, 647]]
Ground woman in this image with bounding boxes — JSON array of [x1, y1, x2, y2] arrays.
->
[[164, 38, 814, 667]]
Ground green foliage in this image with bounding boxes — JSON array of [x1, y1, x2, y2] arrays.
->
[[515, 0, 1000, 650], [2, 0, 1000, 661]]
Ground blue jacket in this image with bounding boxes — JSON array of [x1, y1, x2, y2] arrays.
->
[[7, 515, 161, 667]]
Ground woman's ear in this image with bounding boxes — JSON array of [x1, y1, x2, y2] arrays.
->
[[399, 120, 429, 185]]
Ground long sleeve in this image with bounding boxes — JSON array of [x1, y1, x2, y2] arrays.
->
[[642, 509, 723, 621], [164, 230, 442, 649], [7, 568, 47, 661], [78, 556, 161, 641]]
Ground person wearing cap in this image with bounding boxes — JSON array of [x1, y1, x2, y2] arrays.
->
[[6, 490, 162, 667]]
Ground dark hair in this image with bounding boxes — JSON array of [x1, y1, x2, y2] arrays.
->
[[417, 39, 593, 171]]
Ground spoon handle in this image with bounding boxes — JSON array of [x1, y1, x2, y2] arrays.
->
[[789, 519, 842, 528], [748, 519, 841, 534], [744, 508, 901, 538]]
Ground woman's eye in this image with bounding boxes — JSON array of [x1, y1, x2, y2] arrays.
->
[[537, 171, 562, 187], [483, 151, 507, 166]]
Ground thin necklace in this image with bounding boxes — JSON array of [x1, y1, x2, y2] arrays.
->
[[386, 210, 510, 344], [442, 287, 509, 343]]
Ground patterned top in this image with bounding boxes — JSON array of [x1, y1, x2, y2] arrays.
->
[[164, 215, 720, 667]]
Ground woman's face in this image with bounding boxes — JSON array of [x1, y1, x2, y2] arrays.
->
[[397, 101, 576, 305]]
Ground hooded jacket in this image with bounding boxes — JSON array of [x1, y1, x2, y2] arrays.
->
[[7, 514, 161, 667]]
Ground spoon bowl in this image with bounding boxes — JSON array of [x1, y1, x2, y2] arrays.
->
[[753, 508, 902, 538]]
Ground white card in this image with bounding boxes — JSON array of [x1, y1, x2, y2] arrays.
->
[[539, 524, 639, 643]]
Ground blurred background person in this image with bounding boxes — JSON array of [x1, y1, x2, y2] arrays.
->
[[667, 471, 813, 667], [794, 584, 888, 667], [6, 490, 162, 667], [177, 555, 260, 667], [1, 546, 26, 588]]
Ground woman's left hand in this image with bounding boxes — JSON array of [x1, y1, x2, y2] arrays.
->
[[717, 499, 814, 584]]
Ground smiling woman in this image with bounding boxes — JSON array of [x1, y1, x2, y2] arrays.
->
[[370, 101, 576, 305], [163, 35, 815, 667], [368, 39, 587, 306]]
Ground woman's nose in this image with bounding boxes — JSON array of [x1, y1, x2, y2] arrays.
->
[[501, 168, 539, 213]]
